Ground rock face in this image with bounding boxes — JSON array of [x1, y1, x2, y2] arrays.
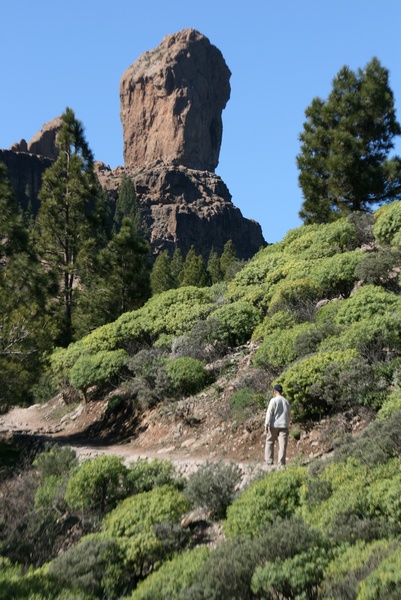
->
[[0, 149, 52, 214], [120, 29, 231, 172], [117, 29, 266, 258], [10, 117, 62, 160], [96, 163, 265, 259]]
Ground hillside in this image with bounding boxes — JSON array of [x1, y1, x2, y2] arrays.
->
[[2, 209, 401, 599]]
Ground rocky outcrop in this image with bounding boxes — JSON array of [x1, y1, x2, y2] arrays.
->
[[2, 29, 266, 260], [10, 117, 62, 160], [120, 29, 231, 172], [116, 28, 266, 258], [96, 163, 265, 260], [0, 149, 52, 214]]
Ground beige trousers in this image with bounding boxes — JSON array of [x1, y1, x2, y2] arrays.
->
[[265, 427, 289, 466]]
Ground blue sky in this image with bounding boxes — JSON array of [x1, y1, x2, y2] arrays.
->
[[2, 0, 401, 243]]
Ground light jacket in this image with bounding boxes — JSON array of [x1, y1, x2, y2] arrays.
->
[[265, 394, 291, 429]]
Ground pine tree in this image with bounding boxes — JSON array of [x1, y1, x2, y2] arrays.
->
[[150, 250, 176, 295], [297, 57, 401, 224], [35, 107, 109, 344], [171, 247, 185, 287], [181, 246, 209, 287], [220, 240, 238, 281], [75, 217, 151, 334], [0, 162, 53, 405], [114, 173, 141, 231], [207, 248, 223, 284]]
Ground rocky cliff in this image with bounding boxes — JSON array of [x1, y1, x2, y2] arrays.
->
[[120, 29, 230, 172], [118, 28, 265, 258], [2, 29, 266, 259]]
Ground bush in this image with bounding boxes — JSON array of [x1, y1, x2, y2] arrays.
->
[[47, 534, 128, 599], [184, 461, 241, 518], [254, 322, 315, 371], [209, 301, 262, 347], [323, 539, 399, 600], [224, 467, 308, 538], [281, 219, 359, 258], [277, 349, 361, 420], [319, 314, 401, 363], [130, 546, 210, 600], [251, 546, 332, 599], [65, 455, 129, 515], [165, 356, 210, 396], [180, 537, 265, 600], [252, 310, 298, 341], [103, 485, 189, 576], [377, 391, 401, 420], [310, 250, 364, 298], [69, 349, 128, 397], [333, 284, 401, 325], [127, 348, 169, 407], [127, 458, 178, 495], [104, 485, 188, 539], [268, 278, 320, 320], [373, 200, 401, 247], [230, 386, 266, 422], [355, 247, 401, 285], [181, 517, 325, 600], [358, 543, 401, 599], [334, 412, 401, 466], [33, 445, 78, 478]]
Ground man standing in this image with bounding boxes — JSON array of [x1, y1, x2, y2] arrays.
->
[[264, 384, 291, 466]]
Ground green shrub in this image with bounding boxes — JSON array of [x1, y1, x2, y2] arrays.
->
[[34, 475, 66, 512], [182, 516, 325, 600], [127, 348, 169, 407], [184, 461, 241, 518], [252, 310, 298, 341], [323, 539, 399, 600], [104, 485, 188, 539], [69, 349, 128, 397], [130, 546, 210, 600], [334, 413, 401, 466], [358, 543, 401, 599], [0, 559, 78, 600], [165, 356, 210, 395], [310, 250, 364, 298], [251, 546, 332, 599], [47, 534, 128, 599], [209, 301, 262, 347], [373, 200, 401, 247], [278, 223, 321, 253], [333, 284, 401, 325], [280, 219, 359, 258], [319, 314, 401, 362], [127, 458, 178, 495], [377, 390, 401, 419], [224, 467, 308, 538], [180, 537, 265, 600], [65, 455, 129, 514], [355, 248, 401, 285], [103, 485, 189, 575], [277, 349, 360, 420], [301, 457, 401, 539], [268, 278, 320, 320], [254, 322, 315, 371], [230, 386, 266, 422], [33, 445, 78, 478]]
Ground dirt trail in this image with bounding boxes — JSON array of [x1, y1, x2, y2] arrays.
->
[[0, 400, 271, 483]]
